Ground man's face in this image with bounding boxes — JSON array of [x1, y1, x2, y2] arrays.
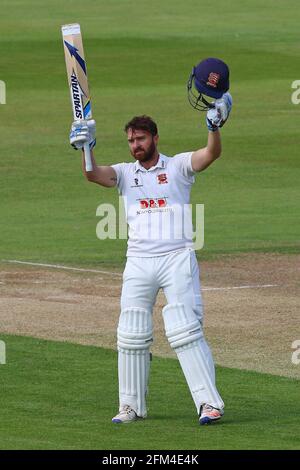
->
[[127, 128, 158, 162]]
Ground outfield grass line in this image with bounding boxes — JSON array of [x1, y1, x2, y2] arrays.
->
[[202, 284, 280, 291], [2, 259, 283, 291], [2, 259, 122, 277]]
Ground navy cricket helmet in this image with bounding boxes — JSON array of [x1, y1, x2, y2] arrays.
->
[[187, 57, 230, 111]]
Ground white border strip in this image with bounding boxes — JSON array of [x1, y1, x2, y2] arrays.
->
[[1, 260, 281, 291], [2, 260, 122, 277]]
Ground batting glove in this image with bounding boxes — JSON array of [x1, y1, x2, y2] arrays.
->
[[206, 92, 232, 131], [70, 119, 96, 150]]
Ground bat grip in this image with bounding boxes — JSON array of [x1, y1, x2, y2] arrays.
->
[[83, 142, 93, 172]]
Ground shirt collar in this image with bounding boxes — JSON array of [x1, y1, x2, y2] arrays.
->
[[134, 154, 166, 173]]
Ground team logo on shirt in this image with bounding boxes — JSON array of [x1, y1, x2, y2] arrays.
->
[[157, 173, 168, 184]]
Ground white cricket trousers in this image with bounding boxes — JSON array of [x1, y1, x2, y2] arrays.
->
[[121, 248, 203, 321], [118, 248, 224, 416]]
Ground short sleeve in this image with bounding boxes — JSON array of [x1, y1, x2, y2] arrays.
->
[[172, 152, 195, 183]]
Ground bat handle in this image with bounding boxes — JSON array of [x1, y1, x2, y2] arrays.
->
[[83, 142, 93, 172]]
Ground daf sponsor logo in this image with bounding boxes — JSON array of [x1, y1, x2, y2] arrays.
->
[[139, 198, 167, 209], [70, 71, 83, 119]]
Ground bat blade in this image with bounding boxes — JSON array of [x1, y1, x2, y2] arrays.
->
[[61, 23, 93, 171]]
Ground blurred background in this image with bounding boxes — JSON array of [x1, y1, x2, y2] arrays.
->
[[0, 0, 299, 267]]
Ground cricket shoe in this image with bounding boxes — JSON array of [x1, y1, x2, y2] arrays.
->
[[199, 404, 224, 425], [112, 405, 139, 424]]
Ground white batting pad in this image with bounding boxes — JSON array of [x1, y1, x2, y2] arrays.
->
[[117, 307, 153, 417], [162, 303, 223, 412]]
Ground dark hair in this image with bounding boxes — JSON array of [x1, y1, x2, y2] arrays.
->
[[124, 115, 158, 136]]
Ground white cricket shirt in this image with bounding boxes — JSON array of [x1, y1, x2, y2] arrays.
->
[[112, 152, 196, 257]]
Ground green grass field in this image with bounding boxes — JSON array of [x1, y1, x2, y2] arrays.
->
[[0, 0, 299, 266], [0, 0, 299, 451], [1, 335, 300, 450]]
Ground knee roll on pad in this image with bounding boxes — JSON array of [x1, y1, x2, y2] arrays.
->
[[162, 303, 203, 349], [117, 307, 153, 350]]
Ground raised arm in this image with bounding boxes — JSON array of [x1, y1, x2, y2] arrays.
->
[[191, 130, 221, 172], [82, 149, 117, 187], [191, 92, 232, 173]]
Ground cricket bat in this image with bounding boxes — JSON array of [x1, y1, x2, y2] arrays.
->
[[61, 23, 93, 171]]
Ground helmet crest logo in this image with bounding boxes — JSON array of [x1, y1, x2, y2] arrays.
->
[[206, 72, 220, 88]]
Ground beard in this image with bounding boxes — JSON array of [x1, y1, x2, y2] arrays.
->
[[132, 139, 156, 162]]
